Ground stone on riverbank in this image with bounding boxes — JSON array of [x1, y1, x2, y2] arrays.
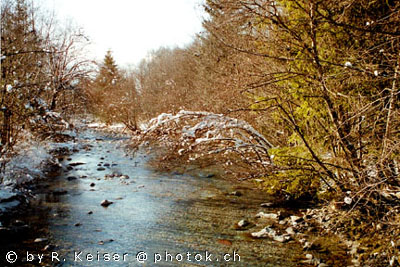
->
[[251, 227, 291, 242]]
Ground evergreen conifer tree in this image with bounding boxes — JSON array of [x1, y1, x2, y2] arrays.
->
[[95, 50, 120, 90]]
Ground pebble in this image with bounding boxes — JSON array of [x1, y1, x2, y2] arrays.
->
[[290, 215, 303, 224], [256, 212, 278, 220], [217, 239, 232, 246], [34, 238, 48, 243], [273, 234, 291, 243], [285, 227, 295, 236]]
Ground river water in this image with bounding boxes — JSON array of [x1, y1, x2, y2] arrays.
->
[[4, 129, 307, 266]]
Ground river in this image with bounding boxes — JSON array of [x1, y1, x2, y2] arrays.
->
[[2, 129, 307, 266]]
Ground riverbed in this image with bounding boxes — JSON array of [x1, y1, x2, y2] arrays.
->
[[1, 129, 307, 266]]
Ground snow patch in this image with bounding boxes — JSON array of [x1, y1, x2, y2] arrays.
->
[[87, 122, 106, 128], [1, 131, 52, 186], [108, 123, 125, 130]]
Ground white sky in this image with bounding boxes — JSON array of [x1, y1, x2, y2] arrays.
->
[[40, 0, 205, 67]]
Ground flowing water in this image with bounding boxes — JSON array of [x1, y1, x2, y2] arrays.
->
[[2, 129, 307, 266]]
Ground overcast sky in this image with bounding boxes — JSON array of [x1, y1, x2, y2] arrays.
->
[[40, 0, 204, 67]]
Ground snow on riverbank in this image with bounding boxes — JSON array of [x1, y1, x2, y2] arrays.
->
[[3, 142, 50, 186], [0, 130, 75, 211], [87, 121, 127, 132]]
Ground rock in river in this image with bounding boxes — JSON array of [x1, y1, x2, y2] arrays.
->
[[52, 189, 68, 196], [229, 191, 242, 196], [238, 219, 250, 228], [235, 219, 255, 230], [68, 162, 86, 167], [101, 199, 113, 207], [97, 167, 106, 171], [98, 239, 114, 245]]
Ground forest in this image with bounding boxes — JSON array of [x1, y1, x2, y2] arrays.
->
[[1, 0, 400, 266]]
